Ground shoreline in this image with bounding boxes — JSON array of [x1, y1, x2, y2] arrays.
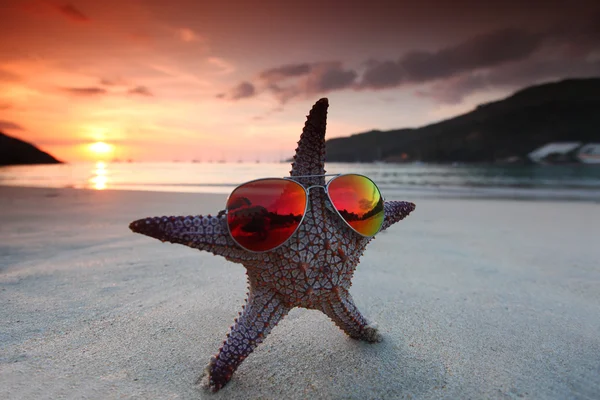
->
[[2, 161, 599, 204], [2, 183, 600, 204]]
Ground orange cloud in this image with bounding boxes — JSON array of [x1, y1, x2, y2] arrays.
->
[[99, 78, 128, 86], [56, 3, 90, 23], [63, 87, 107, 96], [0, 120, 24, 130], [128, 86, 153, 97], [177, 28, 201, 43], [0, 68, 21, 82]]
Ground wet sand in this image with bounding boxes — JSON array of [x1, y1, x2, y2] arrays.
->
[[1, 186, 599, 399]]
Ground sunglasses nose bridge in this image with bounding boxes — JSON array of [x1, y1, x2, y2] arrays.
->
[[304, 185, 335, 213], [304, 184, 326, 193], [304, 185, 328, 203]]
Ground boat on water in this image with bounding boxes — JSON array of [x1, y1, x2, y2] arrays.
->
[[577, 143, 600, 164], [528, 142, 600, 165], [528, 142, 581, 164]]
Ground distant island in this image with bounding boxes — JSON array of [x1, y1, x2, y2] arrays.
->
[[326, 78, 600, 164], [0, 132, 62, 166]]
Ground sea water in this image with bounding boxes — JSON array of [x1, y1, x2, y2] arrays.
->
[[1, 162, 599, 201]]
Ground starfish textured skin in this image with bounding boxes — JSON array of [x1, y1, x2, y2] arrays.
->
[[129, 98, 415, 392]]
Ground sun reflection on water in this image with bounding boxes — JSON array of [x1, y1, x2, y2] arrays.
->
[[90, 161, 108, 190]]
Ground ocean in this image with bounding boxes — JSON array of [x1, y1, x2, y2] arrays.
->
[[1, 162, 599, 201]]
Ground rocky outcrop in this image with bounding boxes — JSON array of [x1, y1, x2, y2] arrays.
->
[[0, 132, 62, 166]]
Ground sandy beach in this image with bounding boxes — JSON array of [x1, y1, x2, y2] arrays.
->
[[1, 185, 599, 399]]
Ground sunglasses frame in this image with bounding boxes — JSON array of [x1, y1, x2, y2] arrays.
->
[[223, 173, 386, 253]]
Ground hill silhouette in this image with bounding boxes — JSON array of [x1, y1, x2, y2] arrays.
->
[[326, 78, 600, 163], [0, 132, 62, 166]]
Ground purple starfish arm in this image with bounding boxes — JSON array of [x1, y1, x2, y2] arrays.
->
[[318, 287, 382, 343], [381, 200, 416, 232], [290, 98, 328, 186], [200, 275, 291, 391], [129, 215, 259, 263]]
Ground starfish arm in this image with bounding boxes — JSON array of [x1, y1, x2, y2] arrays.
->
[[290, 98, 328, 185], [129, 215, 256, 263], [319, 288, 382, 343], [380, 200, 416, 232], [200, 279, 291, 391]]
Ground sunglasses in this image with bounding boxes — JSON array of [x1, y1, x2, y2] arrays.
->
[[223, 173, 385, 253]]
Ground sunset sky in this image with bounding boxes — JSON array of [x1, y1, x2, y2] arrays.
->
[[1, 0, 599, 162]]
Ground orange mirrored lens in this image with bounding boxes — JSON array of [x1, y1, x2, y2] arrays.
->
[[327, 174, 384, 236], [226, 179, 307, 252]]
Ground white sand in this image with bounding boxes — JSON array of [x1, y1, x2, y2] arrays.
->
[[1, 186, 599, 399]]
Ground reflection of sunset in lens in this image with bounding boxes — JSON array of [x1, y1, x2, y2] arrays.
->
[[227, 179, 306, 252], [90, 161, 108, 190], [328, 174, 384, 237]]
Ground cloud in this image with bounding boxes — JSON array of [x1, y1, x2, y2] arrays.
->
[[0, 120, 24, 131], [100, 78, 128, 86], [419, 58, 600, 104], [33, 137, 94, 146], [207, 57, 235, 74], [178, 28, 201, 43], [223, 62, 357, 103], [222, 28, 545, 103], [261, 62, 356, 94], [229, 82, 256, 100], [305, 62, 357, 92], [0, 68, 21, 82], [413, 17, 600, 104], [63, 87, 107, 96], [221, 13, 600, 105], [415, 74, 490, 104], [259, 63, 312, 82], [269, 62, 356, 103], [128, 86, 153, 97], [360, 17, 600, 101], [56, 3, 90, 23], [63, 85, 155, 98], [267, 83, 300, 104], [359, 28, 543, 89], [359, 60, 404, 89]]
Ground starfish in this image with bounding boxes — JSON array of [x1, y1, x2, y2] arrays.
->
[[129, 98, 415, 392]]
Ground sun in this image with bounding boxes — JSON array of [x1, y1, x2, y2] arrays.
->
[[88, 141, 114, 155]]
